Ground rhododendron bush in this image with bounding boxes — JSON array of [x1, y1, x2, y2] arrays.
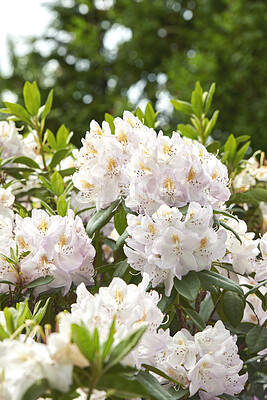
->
[[0, 81, 266, 400]]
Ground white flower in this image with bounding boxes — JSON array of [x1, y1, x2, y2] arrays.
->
[[125, 203, 226, 295], [224, 218, 260, 275], [0, 209, 95, 295]]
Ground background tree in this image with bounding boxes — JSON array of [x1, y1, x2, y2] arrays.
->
[[0, 0, 266, 149]]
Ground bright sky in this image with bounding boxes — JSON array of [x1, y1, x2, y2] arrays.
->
[[0, 0, 53, 75]]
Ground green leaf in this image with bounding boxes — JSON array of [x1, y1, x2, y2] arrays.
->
[[171, 99, 193, 116], [177, 124, 198, 140], [86, 199, 120, 237], [3, 307, 15, 334], [246, 325, 267, 353], [40, 200, 56, 215], [97, 374, 148, 399], [244, 280, 267, 297], [233, 140, 250, 168], [114, 206, 127, 235], [184, 308, 206, 331], [203, 110, 219, 139], [102, 318, 116, 360], [250, 188, 267, 202], [33, 298, 51, 324], [45, 129, 57, 149], [198, 270, 244, 296], [136, 370, 176, 400], [13, 156, 40, 169], [105, 112, 115, 134], [22, 379, 49, 400], [57, 195, 68, 216], [222, 291, 245, 328], [136, 107, 144, 122], [235, 135, 251, 146], [191, 81, 203, 118], [25, 275, 54, 289], [224, 134, 236, 163], [112, 259, 129, 278], [49, 148, 71, 169], [51, 170, 65, 196], [42, 89, 53, 119], [204, 82, 216, 114], [206, 141, 221, 154], [16, 300, 31, 328], [0, 323, 9, 339], [142, 364, 185, 387], [56, 124, 69, 149], [144, 102, 156, 128], [116, 229, 128, 249], [23, 81, 41, 115], [71, 323, 94, 363], [4, 102, 31, 124], [107, 325, 147, 369], [174, 272, 200, 302], [157, 286, 177, 313]]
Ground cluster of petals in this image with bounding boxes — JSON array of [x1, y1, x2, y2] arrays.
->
[[0, 121, 41, 165], [73, 112, 230, 213], [224, 217, 260, 275], [124, 203, 227, 295], [153, 320, 247, 399], [0, 209, 95, 295], [55, 274, 167, 369], [0, 338, 72, 400]]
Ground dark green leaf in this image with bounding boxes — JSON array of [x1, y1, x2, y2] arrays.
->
[[107, 325, 147, 369], [198, 270, 244, 296], [49, 149, 71, 169], [136, 370, 175, 400], [184, 308, 206, 331], [174, 272, 200, 302], [13, 156, 40, 169], [25, 275, 54, 289], [97, 374, 148, 399], [86, 199, 120, 237], [22, 379, 49, 400], [246, 325, 267, 353], [222, 291, 245, 328], [114, 206, 127, 235]]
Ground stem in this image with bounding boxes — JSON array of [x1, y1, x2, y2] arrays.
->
[[175, 295, 187, 329], [207, 292, 223, 325], [192, 290, 207, 334], [238, 341, 246, 354]]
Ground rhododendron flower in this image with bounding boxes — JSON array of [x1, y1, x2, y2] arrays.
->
[[125, 203, 226, 295]]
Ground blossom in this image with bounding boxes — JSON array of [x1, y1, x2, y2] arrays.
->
[[125, 203, 226, 295], [73, 113, 230, 213], [0, 209, 95, 295], [0, 339, 73, 400], [224, 217, 260, 275]]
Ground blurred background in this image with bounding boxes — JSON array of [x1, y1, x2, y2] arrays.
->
[[0, 0, 266, 150]]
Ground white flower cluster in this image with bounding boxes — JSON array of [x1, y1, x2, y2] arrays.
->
[[0, 339, 73, 400], [56, 274, 167, 369], [0, 209, 95, 294], [154, 321, 247, 399], [224, 217, 260, 275], [73, 112, 230, 213], [124, 203, 227, 295], [0, 121, 41, 165]]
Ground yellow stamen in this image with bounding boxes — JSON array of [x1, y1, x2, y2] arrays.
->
[[164, 177, 175, 191], [187, 167, 196, 181], [107, 157, 117, 172]]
